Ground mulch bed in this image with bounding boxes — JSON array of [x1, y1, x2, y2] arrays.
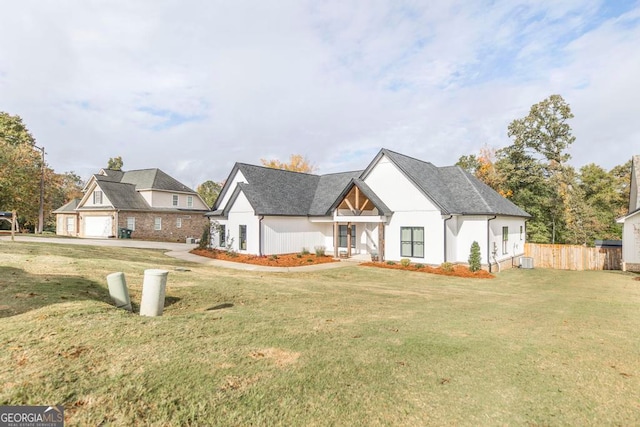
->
[[360, 262, 495, 279], [191, 249, 339, 267]]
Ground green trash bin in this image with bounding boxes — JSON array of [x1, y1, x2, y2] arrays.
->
[[118, 228, 133, 239]]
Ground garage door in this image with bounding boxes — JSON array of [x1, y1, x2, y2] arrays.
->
[[84, 216, 112, 238]]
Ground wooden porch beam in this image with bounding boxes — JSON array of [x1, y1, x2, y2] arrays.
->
[[344, 198, 356, 215]]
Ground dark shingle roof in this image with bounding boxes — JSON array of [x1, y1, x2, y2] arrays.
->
[[53, 198, 81, 213], [309, 171, 362, 215], [78, 168, 202, 211], [379, 149, 530, 217], [230, 164, 320, 216], [119, 169, 194, 193], [211, 149, 530, 218], [96, 181, 150, 210]]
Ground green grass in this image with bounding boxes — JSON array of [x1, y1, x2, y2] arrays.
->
[[1, 241, 640, 425]]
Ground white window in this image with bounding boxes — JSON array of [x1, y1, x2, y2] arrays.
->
[[66, 217, 75, 233], [93, 190, 103, 204], [176, 217, 182, 228], [239, 225, 247, 250], [127, 217, 135, 231], [187, 195, 193, 208], [172, 195, 179, 206], [155, 217, 162, 230], [502, 226, 509, 254], [218, 224, 226, 247]]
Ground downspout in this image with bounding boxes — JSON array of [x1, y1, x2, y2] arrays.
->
[[487, 215, 497, 273], [258, 216, 264, 256], [443, 215, 453, 263]]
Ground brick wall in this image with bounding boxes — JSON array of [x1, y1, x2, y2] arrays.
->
[[623, 262, 640, 272], [118, 210, 208, 242]]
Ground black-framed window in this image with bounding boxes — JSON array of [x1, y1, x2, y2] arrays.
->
[[338, 225, 356, 248], [401, 227, 424, 258], [239, 225, 247, 250], [502, 226, 508, 254], [219, 225, 226, 247], [520, 225, 523, 241]]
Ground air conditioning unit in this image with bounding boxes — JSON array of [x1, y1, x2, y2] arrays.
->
[[520, 257, 534, 269]]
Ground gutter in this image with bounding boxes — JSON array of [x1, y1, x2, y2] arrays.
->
[[487, 215, 497, 273], [443, 215, 453, 263], [258, 216, 264, 256]]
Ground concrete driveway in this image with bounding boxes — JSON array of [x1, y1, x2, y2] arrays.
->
[[0, 235, 355, 272]]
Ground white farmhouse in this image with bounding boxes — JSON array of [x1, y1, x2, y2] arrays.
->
[[618, 155, 640, 272], [207, 149, 530, 271]]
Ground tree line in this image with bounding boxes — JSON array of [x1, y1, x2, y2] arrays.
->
[[1, 96, 631, 243], [456, 94, 630, 246]]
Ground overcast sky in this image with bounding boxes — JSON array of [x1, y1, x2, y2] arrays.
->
[[1, 0, 639, 188]]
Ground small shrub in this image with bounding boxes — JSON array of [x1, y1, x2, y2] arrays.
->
[[440, 262, 454, 272], [415, 263, 424, 269], [198, 225, 210, 249], [314, 246, 326, 257], [301, 247, 310, 255], [306, 258, 314, 263], [269, 255, 279, 261], [227, 249, 238, 258], [400, 258, 411, 267], [468, 241, 482, 272], [386, 260, 396, 265], [296, 253, 302, 258]]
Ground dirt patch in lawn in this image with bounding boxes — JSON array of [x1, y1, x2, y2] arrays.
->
[[191, 249, 338, 267], [360, 262, 494, 279]]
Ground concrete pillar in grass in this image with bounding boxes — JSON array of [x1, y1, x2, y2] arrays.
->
[[139, 269, 169, 317], [106, 272, 132, 312]]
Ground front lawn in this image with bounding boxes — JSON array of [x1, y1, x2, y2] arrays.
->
[[1, 241, 639, 425]]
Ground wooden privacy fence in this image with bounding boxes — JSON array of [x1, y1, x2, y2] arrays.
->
[[524, 243, 622, 271]]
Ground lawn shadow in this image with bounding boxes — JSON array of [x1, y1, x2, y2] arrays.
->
[[206, 303, 234, 311], [0, 266, 112, 318], [164, 296, 181, 307]]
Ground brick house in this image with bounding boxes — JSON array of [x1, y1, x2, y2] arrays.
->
[[54, 168, 209, 242]]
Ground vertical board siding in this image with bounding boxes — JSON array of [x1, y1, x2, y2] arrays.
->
[[524, 243, 622, 271]]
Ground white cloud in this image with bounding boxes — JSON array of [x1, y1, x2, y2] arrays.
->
[[0, 0, 638, 190]]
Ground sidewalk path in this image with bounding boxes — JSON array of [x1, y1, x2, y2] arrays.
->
[[0, 235, 358, 272]]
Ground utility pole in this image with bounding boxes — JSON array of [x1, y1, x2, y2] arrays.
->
[[33, 144, 45, 234]]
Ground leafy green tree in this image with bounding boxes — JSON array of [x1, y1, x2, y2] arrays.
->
[[261, 154, 316, 173], [107, 156, 123, 170], [497, 94, 576, 243], [197, 180, 223, 208], [0, 112, 50, 231], [0, 112, 36, 146], [0, 138, 42, 230], [51, 171, 85, 217], [456, 154, 480, 174]]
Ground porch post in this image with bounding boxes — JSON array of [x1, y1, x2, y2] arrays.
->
[[378, 222, 385, 262], [347, 222, 352, 257], [333, 222, 339, 258]]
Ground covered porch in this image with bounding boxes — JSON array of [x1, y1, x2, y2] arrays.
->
[[323, 179, 392, 262]]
